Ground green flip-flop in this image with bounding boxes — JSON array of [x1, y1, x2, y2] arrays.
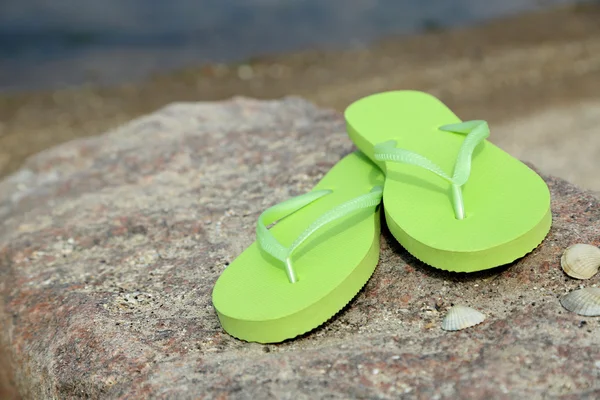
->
[[345, 90, 552, 272], [212, 151, 385, 343]]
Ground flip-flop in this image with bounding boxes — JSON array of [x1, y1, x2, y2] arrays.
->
[[345, 90, 551, 272], [212, 151, 385, 343]]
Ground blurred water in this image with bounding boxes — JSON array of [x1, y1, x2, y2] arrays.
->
[[0, 0, 581, 92]]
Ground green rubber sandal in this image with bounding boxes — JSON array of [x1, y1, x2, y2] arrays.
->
[[212, 151, 384, 343], [345, 90, 552, 272]]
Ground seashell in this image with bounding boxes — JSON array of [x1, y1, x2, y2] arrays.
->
[[441, 305, 486, 331], [561, 244, 600, 280], [560, 287, 600, 316]]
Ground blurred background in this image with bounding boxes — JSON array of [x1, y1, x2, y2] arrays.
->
[[0, 0, 579, 91], [0, 0, 599, 193]]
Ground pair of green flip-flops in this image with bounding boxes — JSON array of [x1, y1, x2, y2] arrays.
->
[[212, 91, 552, 343]]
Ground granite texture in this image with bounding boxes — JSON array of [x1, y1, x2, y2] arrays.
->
[[1, 97, 599, 399]]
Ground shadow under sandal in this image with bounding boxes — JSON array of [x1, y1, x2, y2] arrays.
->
[[212, 151, 384, 343], [345, 90, 552, 272]]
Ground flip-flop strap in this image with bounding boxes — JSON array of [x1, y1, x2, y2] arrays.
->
[[256, 186, 383, 283], [374, 120, 489, 220]]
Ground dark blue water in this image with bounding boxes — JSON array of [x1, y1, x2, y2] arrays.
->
[[0, 0, 580, 92]]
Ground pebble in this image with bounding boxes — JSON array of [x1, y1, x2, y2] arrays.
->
[[237, 65, 254, 80]]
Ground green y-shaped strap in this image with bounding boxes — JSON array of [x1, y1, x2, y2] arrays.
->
[[374, 120, 489, 220], [256, 186, 383, 283]]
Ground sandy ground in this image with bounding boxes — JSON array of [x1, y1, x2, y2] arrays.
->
[[0, 3, 599, 195]]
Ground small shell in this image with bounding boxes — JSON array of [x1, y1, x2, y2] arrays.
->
[[560, 287, 600, 316], [561, 244, 600, 280], [441, 305, 486, 331]]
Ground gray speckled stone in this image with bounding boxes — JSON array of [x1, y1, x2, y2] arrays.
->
[[1, 97, 600, 399]]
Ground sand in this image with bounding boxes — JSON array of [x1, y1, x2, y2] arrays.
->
[[1, 3, 599, 194]]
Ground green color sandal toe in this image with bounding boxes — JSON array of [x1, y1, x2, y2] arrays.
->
[[345, 90, 552, 272], [212, 151, 385, 343]]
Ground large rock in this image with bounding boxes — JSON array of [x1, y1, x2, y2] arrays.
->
[[1, 97, 599, 399]]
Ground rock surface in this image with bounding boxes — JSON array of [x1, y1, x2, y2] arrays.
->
[[1, 97, 599, 399]]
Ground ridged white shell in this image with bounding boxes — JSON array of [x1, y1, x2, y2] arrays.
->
[[441, 305, 486, 331], [560, 287, 600, 316], [561, 244, 600, 280]]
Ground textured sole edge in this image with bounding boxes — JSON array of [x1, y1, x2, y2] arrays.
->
[[219, 259, 377, 343], [385, 205, 553, 273]]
